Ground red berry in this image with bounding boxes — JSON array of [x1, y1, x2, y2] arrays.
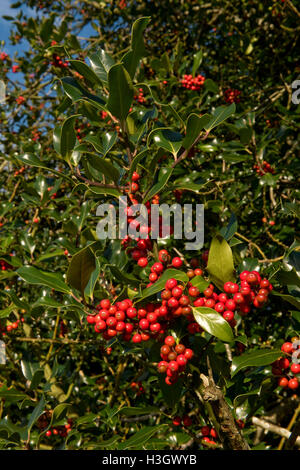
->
[[165, 335, 176, 347], [172, 416, 181, 426], [281, 342, 293, 354], [291, 363, 300, 374], [182, 415, 192, 427], [172, 257, 183, 268], [165, 278, 178, 290], [132, 333, 142, 343], [288, 378, 299, 390], [137, 257, 148, 267]]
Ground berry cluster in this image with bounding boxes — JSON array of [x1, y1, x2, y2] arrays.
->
[[181, 74, 205, 90], [86, 298, 165, 343], [0, 317, 24, 336], [158, 335, 193, 385], [50, 53, 69, 68], [47, 186, 57, 200], [134, 88, 146, 104], [12, 65, 19, 73], [121, 172, 173, 256], [119, 0, 127, 9], [200, 426, 218, 446], [262, 217, 275, 226], [38, 412, 73, 438], [172, 414, 193, 427], [253, 161, 275, 176], [0, 52, 9, 61], [0, 259, 12, 271], [75, 122, 89, 143], [31, 129, 41, 142], [16, 96, 25, 105], [224, 88, 241, 104], [130, 381, 145, 395], [190, 270, 272, 328], [272, 339, 300, 390]]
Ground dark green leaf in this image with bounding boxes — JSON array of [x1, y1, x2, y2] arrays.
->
[[231, 349, 283, 377]]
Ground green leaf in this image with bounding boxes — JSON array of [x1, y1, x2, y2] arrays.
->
[[108, 264, 140, 287], [84, 131, 118, 157], [192, 50, 203, 77], [68, 60, 102, 85], [158, 375, 184, 408], [107, 64, 134, 122], [0, 387, 31, 403], [204, 103, 236, 131], [192, 306, 234, 342], [50, 403, 71, 427], [26, 396, 45, 438], [148, 127, 182, 157], [207, 235, 235, 290], [271, 291, 300, 309], [219, 213, 238, 241], [17, 266, 71, 294], [190, 275, 210, 292], [0, 304, 16, 319], [20, 359, 40, 381], [117, 406, 160, 416], [182, 113, 211, 150], [119, 424, 168, 450], [85, 154, 120, 184], [84, 254, 100, 301], [122, 17, 151, 79], [66, 244, 97, 297], [231, 349, 283, 377], [61, 77, 106, 110], [15, 153, 73, 182], [139, 269, 189, 301], [204, 79, 219, 93], [143, 167, 174, 204], [20, 233, 36, 256], [88, 49, 115, 84], [54, 114, 81, 160]]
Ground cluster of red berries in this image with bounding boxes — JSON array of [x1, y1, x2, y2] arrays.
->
[[50, 53, 69, 68], [32, 129, 41, 142], [16, 96, 25, 105], [86, 271, 205, 346], [134, 88, 146, 104], [0, 259, 12, 271], [181, 74, 205, 90], [122, 172, 169, 254], [200, 426, 218, 446], [224, 88, 241, 104], [100, 110, 108, 119], [191, 270, 273, 326], [262, 217, 275, 226], [75, 123, 89, 143], [119, 0, 127, 9], [130, 381, 145, 395], [14, 165, 25, 177], [157, 335, 193, 385], [0, 52, 9, 61], [12, 65, 19, 73], [0, 317, 24, 336], [253, 161, 275, 176], [86, 298, 166, 343], [272, 339, 300, 391], [172, 414, 193, 427], [38, 413, 73, 438], [47, 186, 58, 200]]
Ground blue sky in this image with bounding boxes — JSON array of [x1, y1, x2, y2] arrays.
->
[[0, 0, 34, 56]]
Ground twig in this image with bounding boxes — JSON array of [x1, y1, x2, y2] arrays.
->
[[235, 232, 267, 260], [252, 416, 300, 447]]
